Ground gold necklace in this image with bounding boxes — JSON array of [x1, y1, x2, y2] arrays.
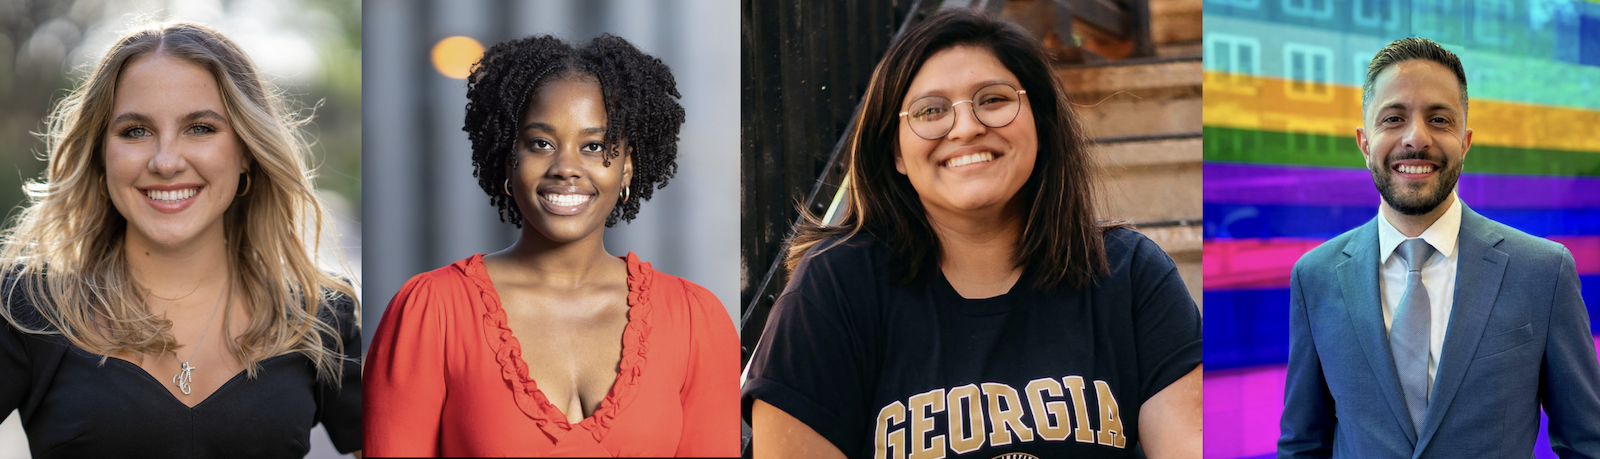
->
[[144, 281, 203, 302]]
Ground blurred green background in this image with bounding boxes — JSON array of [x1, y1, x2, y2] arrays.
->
[[0, 0, 361, 229], [0, 1, 361, 458]]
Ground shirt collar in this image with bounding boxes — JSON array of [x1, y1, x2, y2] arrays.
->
[[1378, 194, 1463, 266]]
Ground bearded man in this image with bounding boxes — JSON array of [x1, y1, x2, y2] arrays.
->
[[1278, 37, 1600, 458]]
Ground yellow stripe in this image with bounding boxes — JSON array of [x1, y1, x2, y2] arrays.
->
[[1203, 71, 1600, 153]]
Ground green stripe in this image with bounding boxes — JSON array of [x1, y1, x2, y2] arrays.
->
[[1202, 126, 1600, 177]]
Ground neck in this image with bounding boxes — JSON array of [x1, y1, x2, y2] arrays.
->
[[925, 197, 1025, 283], [1381, 192, 1457, 238], [494, 225, 618, 288], [124, 222, 232, 301]]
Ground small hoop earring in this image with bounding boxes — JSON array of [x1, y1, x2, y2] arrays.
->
[[504, 178, 513, 196], [100, 175, 108, 199], [236, 172, 251, 197], [620, 184, 630, 202]]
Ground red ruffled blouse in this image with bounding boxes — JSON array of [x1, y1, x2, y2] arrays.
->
[[363, 253, 739, 457]]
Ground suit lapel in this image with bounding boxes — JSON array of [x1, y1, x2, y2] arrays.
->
[[1413, 207, 1508, 456], [1336, 217, 1419, 444]]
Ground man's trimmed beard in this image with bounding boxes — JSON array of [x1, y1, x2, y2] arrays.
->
[[1372, 153, 1461, 216]]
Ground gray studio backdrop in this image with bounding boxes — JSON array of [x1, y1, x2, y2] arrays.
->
[[362, 0, 741, 350]]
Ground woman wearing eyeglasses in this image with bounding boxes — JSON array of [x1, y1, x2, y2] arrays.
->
[[742, 9, 1202, 459]]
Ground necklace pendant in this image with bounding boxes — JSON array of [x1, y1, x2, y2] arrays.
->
[[173, 361, 196, 395]]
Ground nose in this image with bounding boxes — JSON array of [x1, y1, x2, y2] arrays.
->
[[147, 135, 187, 178], [1400, 117, 1431, 153], [944, 101, 986, 142], [545, 146, 584, 180]]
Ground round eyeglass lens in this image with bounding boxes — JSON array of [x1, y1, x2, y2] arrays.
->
[[907, 96, 953, 139], [972, 84, 1022, 128]]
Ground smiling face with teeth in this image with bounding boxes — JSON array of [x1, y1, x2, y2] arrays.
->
[[1357, 59, 1473, 217], [103, 54, 248, 250], [508, 76, 633, 244], [894, 45, 1037, 219]]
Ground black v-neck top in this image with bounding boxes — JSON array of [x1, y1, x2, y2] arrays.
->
[[0, 280, 362, 458]]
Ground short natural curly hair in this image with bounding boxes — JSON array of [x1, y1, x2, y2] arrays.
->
[[464, 33, 684, 227]]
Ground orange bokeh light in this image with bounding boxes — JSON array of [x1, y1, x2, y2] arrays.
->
[[431, 36, 484, 79]]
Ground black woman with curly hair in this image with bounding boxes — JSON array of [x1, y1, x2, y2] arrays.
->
[[363, 34, 739, 457]]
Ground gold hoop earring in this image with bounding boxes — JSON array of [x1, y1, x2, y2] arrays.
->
[[236, 172, 251, 197], [620, 184, 630, 202], [504, 178, 513, 196]]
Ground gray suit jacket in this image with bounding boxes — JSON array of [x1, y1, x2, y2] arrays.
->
[[1279, 205, 1600, 458]]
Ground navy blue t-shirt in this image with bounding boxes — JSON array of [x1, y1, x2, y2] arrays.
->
[[742, 228, 1202, 458]]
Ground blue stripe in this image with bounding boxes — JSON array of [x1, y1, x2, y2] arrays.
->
[[1205, 288, 1293, 371], [1204, 275, 1600, 371], [1204, 203, 1600, 239]]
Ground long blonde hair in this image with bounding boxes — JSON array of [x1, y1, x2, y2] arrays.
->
[[0, 21, 358, 383]]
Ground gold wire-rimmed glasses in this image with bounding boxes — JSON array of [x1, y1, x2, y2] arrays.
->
[[898, 83, 1027, 140]]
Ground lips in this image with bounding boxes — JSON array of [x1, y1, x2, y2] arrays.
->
[[145, 188, 198, 203], [1389, 159, 1438, 180], [934, 148, 998, 173], [139, 184, 203, 213], [944, 152, 993, 168], [542, 193, 591, 207], [537, 186, 596, 216]]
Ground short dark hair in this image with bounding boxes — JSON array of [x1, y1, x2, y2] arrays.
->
[[463, 34, 685, 228], [1362, 37, 1467, 119], [787, 9, 1112, 290]]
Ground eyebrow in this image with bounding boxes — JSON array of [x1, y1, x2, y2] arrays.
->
[[182, 110, 228, 124], [109, 109, 229, 127], [1376, 102, 1459, 115], [906, 78, 1020, 103], [520, 122, 607, 136]]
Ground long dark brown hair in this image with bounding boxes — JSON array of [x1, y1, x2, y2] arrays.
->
[[786, 9, 1114, 290]]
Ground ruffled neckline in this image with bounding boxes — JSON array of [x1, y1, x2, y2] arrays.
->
[[455, 252, 655, 444]]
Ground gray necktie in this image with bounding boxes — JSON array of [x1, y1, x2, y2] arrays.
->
[[1391, 238, 1436, 431]]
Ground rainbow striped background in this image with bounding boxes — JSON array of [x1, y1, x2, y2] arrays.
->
[[1201, 1, 1600, 458]]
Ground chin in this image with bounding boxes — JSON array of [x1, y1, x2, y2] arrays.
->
[[133, 227, 203, 249], [941, 194, 1010, 212], [526, 219, 604, 244], [959, 184, 1019, 206]]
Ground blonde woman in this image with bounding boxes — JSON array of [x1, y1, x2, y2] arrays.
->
[[0, 22, 360, 457]]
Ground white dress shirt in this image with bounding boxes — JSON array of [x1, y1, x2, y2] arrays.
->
[[1377, 195, 1463, 392]]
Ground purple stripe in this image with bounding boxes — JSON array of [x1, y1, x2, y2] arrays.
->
[[1204, 163, 1600, 209]]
